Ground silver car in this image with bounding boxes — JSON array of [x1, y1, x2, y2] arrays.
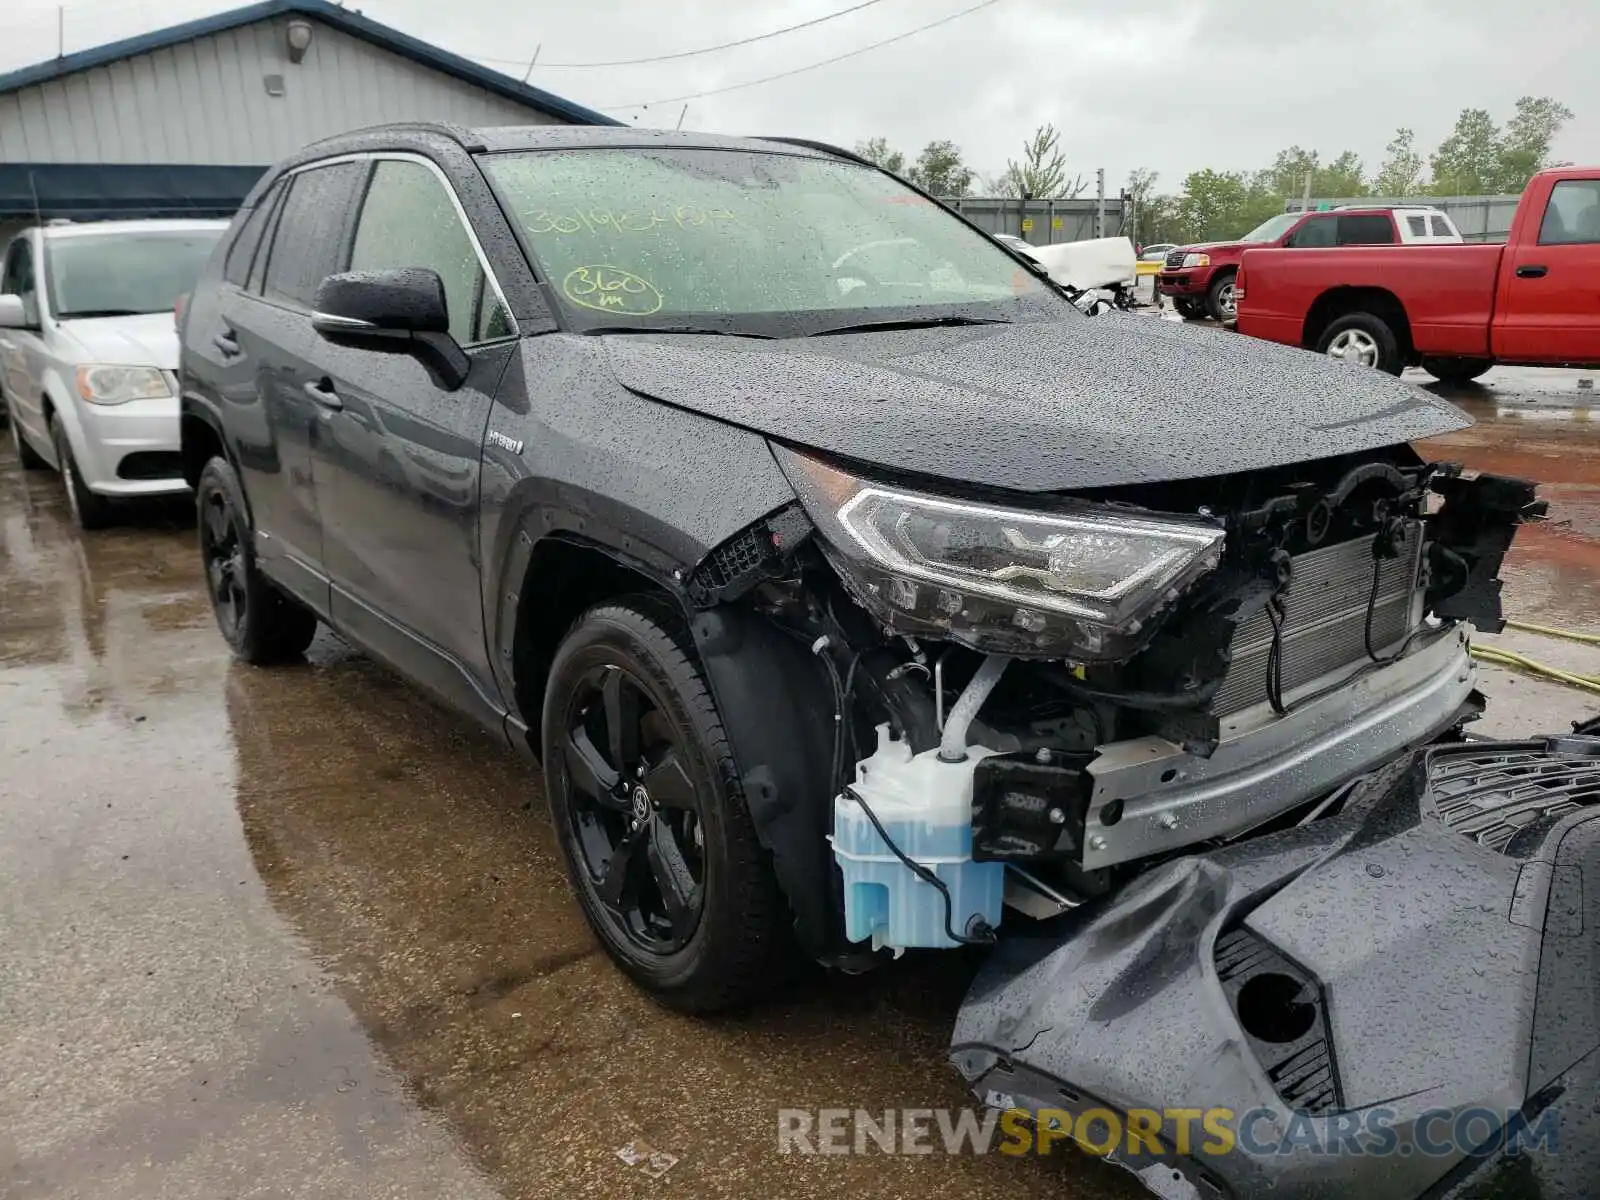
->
[[0, 218, 227, 528]]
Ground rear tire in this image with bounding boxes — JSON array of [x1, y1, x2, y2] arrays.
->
[[50, 415, 113, 529], [196, 456, 318, 664], [542, 597, 792, 1012], [9, 408, 48, 470], [1422, 356, 1492, 385], [1316, 312, 1404, 375]]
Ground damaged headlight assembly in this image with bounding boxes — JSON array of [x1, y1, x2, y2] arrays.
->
[[775, 447, 1225, 660]]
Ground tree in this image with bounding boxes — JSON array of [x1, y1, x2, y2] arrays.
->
[[1429, 108, 1502, 195], [1495, 95, 1574, 191], [906, 140, 974, 198], [995, 123, 1086, 199], [1374, 127, 1426, 196], [1258, 146, 1368, 201], [854, 136, 906, 176], [1125, 168, 1178, 245], [1173, 169, 1281, 243]]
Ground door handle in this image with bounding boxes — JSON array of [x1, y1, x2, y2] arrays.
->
[[1515, 264, 1548, 279], [303, 378, 343, 411], [213, 329, 241, 357]]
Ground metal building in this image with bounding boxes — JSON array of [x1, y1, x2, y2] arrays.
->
[[0, 0, 616, 243]]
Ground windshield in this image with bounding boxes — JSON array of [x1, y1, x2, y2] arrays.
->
[[483, 148, 1055, 333], [1238, 213, 1301, 244], [46, 230, 223, 319]]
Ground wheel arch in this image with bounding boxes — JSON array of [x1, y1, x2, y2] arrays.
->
[[1303, 286, 1415, 361], [507, 528, 843, 962]]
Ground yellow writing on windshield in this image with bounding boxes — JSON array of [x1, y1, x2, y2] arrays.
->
[[526, 206, 736, 235], [562, 265, 664, 315]]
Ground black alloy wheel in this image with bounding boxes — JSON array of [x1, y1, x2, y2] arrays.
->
[[201, 485, 248, 644], [542, 599, 791, 1012], [194, 456, 318, 664], [561, 662, 706, 954]]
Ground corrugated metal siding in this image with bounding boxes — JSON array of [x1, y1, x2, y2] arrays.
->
[[943, 196, 1129, 244], [0, 17, 559, 165]]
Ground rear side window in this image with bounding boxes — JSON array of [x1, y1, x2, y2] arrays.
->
[[1406, 215, 1427, 237], [1336, 214, 1394, 245], [1287, 216, 1336, 248], [1429, 215, 1452, 237], [224, 179, 285, 287], [1539, 180, 1600, 245], [260, 161, 364, 307]]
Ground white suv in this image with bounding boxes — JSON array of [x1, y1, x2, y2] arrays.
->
[[0, 218, 227, 528]]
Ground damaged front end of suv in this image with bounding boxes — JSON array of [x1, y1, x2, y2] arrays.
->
[[686, 427, 1542, 965]]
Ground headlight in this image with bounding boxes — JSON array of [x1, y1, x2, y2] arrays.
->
[[1182, 252, 1210, 268], [776, 448, 1224, 659], [75, 365, 171, 405]]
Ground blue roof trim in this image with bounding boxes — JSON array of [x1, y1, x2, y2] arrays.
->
[[0, 0, 620, 126]]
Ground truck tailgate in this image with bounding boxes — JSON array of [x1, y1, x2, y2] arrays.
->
[[1239, 244, 1505, 357]]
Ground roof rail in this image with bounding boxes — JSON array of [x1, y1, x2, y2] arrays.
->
[[760, 137, 878, 169]]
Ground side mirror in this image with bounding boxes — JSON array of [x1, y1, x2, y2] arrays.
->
[[311, 268, 470, 390], [0, 293, 28, 329]]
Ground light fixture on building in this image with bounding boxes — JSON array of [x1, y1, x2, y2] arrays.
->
[[285, 18, 314, 63]]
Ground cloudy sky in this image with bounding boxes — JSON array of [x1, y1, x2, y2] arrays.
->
[[1, 0, 1595, 191]]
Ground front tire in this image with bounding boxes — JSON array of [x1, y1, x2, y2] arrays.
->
[[196, 456, 318, 663], [542, 598, 790, 1012], [1317, 312, 1404, 375], [1422, 356, 1493, 385], [50, 415, 113, 529], [1206, 272, 1238, 322]]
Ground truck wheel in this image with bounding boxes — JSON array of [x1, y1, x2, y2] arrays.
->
[[50, 415, 113, 530], [542, 597, 791, 1013], [1317, 313, 1403, 375], [1206, 273, 1238, 322], [1422, 356, 1493, 385], [196, 456, 318, 663]]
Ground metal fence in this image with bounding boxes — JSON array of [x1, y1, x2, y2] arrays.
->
[[940, 196, 1130, 244], [1284, 194, 1523, 243]]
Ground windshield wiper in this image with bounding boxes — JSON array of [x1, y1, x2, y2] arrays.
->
[[580, 325, 776, 340], [57, 308, 154, 319], [806, 315, 1012, 337]]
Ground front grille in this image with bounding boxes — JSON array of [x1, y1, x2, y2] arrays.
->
[[1165, 248, 1188, 269], [116, 451, 183, 481], [1212, 527, 1423, 717], [1428, 743, 1600, 852]]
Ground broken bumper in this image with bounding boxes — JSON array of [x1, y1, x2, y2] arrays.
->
[[1081, 624, 1476, 869], [952, 734, 1600, 1199]]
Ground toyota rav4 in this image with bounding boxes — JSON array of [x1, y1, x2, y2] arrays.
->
[[178, 123, 1535, 1013]]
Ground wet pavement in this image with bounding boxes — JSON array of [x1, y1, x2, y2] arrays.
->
[[2, 364, 1597, 1199]]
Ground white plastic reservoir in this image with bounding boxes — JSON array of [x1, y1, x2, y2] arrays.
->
[[831, 725, 1006, 951]]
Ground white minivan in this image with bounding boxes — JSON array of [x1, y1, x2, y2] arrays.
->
[[0, 218, 227, 528]]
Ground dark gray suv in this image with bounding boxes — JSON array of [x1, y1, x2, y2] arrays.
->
[[178, 122, 1534, 1019]]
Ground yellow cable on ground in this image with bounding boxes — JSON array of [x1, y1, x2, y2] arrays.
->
[[1470, 644, 1600, 695], [1503, 618, 1600, 647]]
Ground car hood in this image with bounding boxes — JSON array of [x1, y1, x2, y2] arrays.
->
[[599, 316, 1471, 493], [56, 313, 177, 370]]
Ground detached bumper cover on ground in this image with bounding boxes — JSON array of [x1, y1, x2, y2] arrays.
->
[[951, 734, 1600, 1199]]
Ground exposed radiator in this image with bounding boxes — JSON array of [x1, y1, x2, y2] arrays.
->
[[1212, 526, 1424, 717]]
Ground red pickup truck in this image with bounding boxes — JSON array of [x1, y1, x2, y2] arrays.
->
[[1234, 166, 1600, 381], [1156, 205, 1461, 322]]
